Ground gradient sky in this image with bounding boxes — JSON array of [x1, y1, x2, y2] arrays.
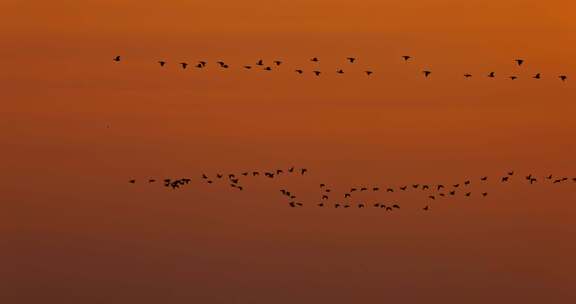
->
[[1, 1, 575, 303]]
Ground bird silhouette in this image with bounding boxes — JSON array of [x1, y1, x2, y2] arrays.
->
[[360, 187, 368, 191], [243, 65, 252, 69], [180, 62, 188, 69], [311, 57, 319, 62], [387, 188, 394, 192], [256, 59, 264, 66], [346, 57, 356, 63], [423, 70, 431, 77], [264, 66, 272, 71], [464, 73, 472, 78], [510, 76, 518, 80], [481, 176, 488, 181], [465, 192, 471, 197], [344, 193, 351, 198], [429, 195, 435, 200], [148, 179, 155, 183], [515, 59, 524, 66], [301, 168, 308, 175], [373, 187, 380, 191], [295, 69, 303, 74], [402, 55, 411, 62], [559, 75, 567, 81], [400, 186, 407, 191], [365, 71, 373, 76], [337, 69, 344, 74], [423, 206, 429, 211], [113, 56, 121, 62], [129, 179, 135, 184], [274, 60, 282, 66], [313, 71, 321, 76], [501, 176, 509, 182], [488, 72, 496, 78], [158, 61, 166, 67], [533, 73, 541, 79]]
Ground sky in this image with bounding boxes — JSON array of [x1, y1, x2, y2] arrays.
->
[[1, 1, 575, 303]]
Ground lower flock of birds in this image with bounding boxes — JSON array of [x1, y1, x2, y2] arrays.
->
[[113, 55, 569, 82], [129, 168, 576, 212]]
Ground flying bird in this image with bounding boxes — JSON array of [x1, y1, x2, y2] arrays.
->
[[158, 61, 166, 67], [256, 59, 264, 66], [488, 72, 496, 78], [311, 57, 319, 62], [337, 69, 344, 74], [533, 73, 541, 79], [423, 70, 431, 77], [464, 73, 472, 78], [515, 59, 524, 66], [402, 55, 411, 62], [274, 60, 282, 66], [346, 57, 356, 63], [295, 69, 303, 74], [113, 56, 121, 62], [365, 71, 373, 76], [559, 75, 567, 81], [313, 71, 321, 76], [180, 62, 188, 69]]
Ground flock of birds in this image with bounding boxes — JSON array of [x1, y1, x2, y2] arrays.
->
[[112, 55, 569, 81], [129, 168, 576, 212]]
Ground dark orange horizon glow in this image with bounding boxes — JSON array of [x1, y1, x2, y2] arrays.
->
[[1, 1, 575, 303]]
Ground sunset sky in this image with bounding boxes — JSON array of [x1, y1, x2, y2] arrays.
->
[[1, 1, 575, 303]]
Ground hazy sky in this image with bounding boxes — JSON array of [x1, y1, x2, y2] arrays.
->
[[1, 1, 575, 303]]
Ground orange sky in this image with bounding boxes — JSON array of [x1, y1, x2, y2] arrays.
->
[[1, 1, 575, 303]]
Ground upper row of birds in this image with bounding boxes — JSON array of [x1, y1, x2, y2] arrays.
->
[[113, 55, 568, 81], [129, 167, 576, 212]]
